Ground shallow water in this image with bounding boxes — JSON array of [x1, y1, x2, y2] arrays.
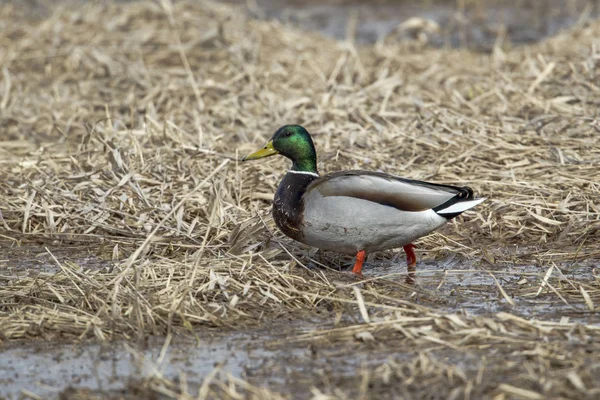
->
[[2, 244, 598, 398], [0, 336, 245, 398], [0, 320, 340, 399], [366, 257, 600, 322], [224, 0, 599, 50]]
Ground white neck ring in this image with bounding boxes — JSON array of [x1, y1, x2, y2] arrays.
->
[[287, 170, 319, 178]]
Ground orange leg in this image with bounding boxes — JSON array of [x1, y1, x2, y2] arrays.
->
[[403, 244, 417, 284], [352, 250, 366, 278]]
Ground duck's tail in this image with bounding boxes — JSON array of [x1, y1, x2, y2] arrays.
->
[[434, 190, 486, 219]]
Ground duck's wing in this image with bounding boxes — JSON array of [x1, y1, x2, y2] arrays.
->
[[306, 170, 485, 218]]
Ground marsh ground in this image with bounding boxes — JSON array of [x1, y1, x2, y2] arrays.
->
[[1, 0, 599, 399]]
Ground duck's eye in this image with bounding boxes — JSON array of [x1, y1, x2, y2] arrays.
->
[[285, 131, 292, 137]]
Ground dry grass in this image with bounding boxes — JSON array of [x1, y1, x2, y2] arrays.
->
[[0, 0, 599, 398]]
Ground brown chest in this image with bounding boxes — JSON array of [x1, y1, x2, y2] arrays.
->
[[273, 194, 304, 241], [271, 172, 317, 242]]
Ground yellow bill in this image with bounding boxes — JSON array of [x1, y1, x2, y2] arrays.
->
[[242, 140, 278, 161]]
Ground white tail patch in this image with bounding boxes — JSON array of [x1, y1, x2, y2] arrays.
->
[[436, 198, 486, 215]]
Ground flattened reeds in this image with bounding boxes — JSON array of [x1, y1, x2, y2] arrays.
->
[[0, 0, 599, 398]]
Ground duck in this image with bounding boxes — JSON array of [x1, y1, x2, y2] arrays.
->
[[242, 125, 486, 279]]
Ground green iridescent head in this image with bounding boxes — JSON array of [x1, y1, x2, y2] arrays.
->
[[242, 125, 318, 173]]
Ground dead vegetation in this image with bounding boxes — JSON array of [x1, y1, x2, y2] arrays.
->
[[0, 0, 599, 398]]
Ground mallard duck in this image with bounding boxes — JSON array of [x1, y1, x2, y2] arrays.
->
[[243, 125, 485, 279]]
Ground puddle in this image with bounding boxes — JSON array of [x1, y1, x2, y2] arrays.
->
[[0, 325, 338, 399], [363, 256, 600, 324], [224, 0, 598, 49], [0, 335, 245, 399]]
